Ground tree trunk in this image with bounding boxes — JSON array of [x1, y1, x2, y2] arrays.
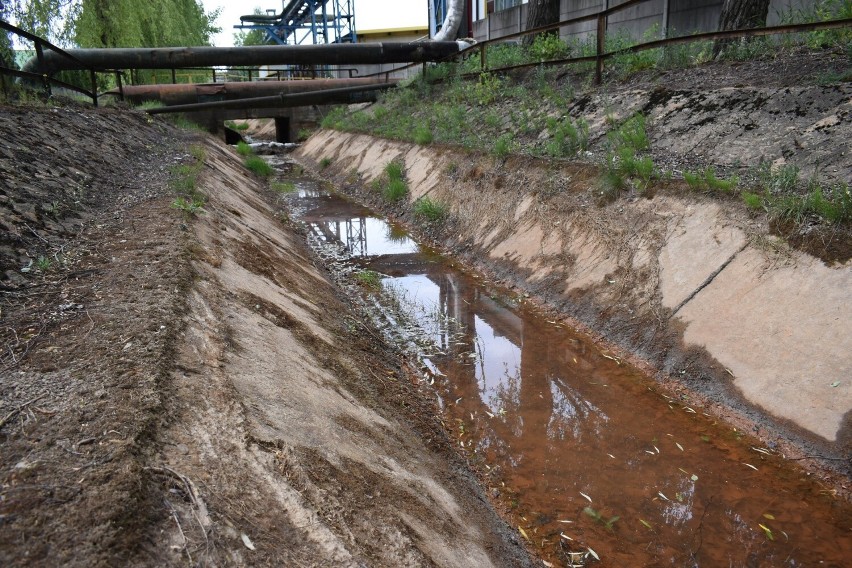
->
[[523, 0, 561, 46], [713, 0, 770, 57], [433, 0, 465, 41]]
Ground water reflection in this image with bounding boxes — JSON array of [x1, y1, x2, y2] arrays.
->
[[288, 177, 851, 567]]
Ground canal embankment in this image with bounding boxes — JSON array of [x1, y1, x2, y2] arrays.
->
[[295, 127, 852, 482]]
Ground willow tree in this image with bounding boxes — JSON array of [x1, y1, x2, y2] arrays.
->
[[74, 0, 220, 48], [523, 0, 561, 46], [713, 0, 771, 57]]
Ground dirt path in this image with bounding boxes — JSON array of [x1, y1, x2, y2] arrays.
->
[[0, 106, 532, 566]]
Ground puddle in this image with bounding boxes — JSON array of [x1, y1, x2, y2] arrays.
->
[[278, 161, 851, 567]]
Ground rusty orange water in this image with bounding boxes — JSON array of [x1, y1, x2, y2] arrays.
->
[[290, 177, 851, 567]]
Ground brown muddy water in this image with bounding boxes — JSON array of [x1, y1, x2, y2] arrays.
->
[[276, 158, 850, 567]]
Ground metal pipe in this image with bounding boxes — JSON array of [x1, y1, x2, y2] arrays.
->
[[144, 82, 395, 114], [22, 42, 466, 75]]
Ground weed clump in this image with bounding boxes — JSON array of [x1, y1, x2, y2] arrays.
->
[[355, 270, 382, 289], [236, 141, 253, 156], [413, 197, 448, 222], [244, 155, 273, 177], [319, 157, 332, 170]]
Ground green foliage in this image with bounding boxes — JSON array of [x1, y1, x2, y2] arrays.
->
[[233, 9, 270, 46], [236, 141, 253, 156], [683, 168, 738, 193], [527, 33, 570, 61], [413, 125, 433, 145], [74, 0, 220, 48], [35, 255, 52, 272], [584, 507, 620, 530], [493, 133, 514, 159], [544, 116, 589, 157], [271, 181, 296, 193], [137, 99, 165, 110], [355, 270, 382, 289], [244, 155, 273, 177], [319, 157, 332, 170], [171, 196, 205, 215], [384, 161, 404, 182], [321, 106, 348, 129], [383, 178, 408, 202], [780, 0, 852, 49], [225, 120, 250, 131], [607, 113, 649, 152], [297, 128, 313, 141], [742, 191, 764, 210], [412, 197, 448, 222]]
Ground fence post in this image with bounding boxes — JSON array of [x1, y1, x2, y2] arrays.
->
[[90, 69, 98, 107], [595, 13, 606, 85], [116, 71, 124, 101], [479, 42, 486, 71], [248, 68, 253, 82], [212, 68, 216, 83], [34, 41, 51, 98]]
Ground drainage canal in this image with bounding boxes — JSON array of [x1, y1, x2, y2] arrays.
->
[[266, 153, 850, 567]]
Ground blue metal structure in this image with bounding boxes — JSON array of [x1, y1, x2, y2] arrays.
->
[[236, 0, 357, 46]]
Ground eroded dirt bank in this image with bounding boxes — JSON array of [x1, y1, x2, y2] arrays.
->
[[0, 106, 532, 566], [296, 128, 852, 482]]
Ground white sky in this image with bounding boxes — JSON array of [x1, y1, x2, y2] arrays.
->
[[201, 0, 428, 47]]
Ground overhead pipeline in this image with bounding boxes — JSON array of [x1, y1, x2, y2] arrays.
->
[[22, 42, 466, 75]]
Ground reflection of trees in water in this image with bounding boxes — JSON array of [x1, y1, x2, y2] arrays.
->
[[546, 377, 609, 443], [486, 363, 524, 438]]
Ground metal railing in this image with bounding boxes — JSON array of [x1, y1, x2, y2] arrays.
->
[[363, 0, 852, 85], [0, 20, 123, 106]]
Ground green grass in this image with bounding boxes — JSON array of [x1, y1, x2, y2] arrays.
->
[[385, 161, 404, 181], [544, 116, 589, 158], [493, 133, 513, 159], [355, 269, 382, 289], [683, 167, 738, 193], [236, 141, 253, 156], [137, 100, 165, 110], [412, 197, 448, 222], [319, 157, 332, 170], [383, 178, 409, 202], [271, 181, 297, 193], [225, 120, 250, 131], [169, 144, 206, 204], [414, 125, 433, 145], [171, 196, 205, 215], [244, 155, 273, 177]]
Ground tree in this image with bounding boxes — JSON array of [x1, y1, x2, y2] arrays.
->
[[713, 0, 770, 57], [233, 8, 271, 47], [523, 0, 560, 46], [433, 0, 464, 41]]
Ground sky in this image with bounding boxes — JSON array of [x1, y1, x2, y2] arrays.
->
[[200, 0, 428, 47]]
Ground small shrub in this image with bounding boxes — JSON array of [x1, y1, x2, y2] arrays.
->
[[172, 196, 205, 215], [35, 256, 52, 272], [742, 191, 764, 210], [493, 133, 513, 159], [413, 125, 433, 145], [236, 141, 253, 156], [297, 128, 313, 141], [320, 106, 347, 129], [137, 100, 165, 110], [607, 113, 649, 152], [319, 157, 332, 170], [384, 161, 405, 182], [383, 178, 408, 202], [545, 117, 589, 157], [684, 168, 738, 193], [527, 33, 570, 61], [244, 156, 273, 177], [684, 170, 703, 190], [413, 197, 448, 222]]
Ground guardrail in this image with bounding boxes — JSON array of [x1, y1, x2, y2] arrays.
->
[[0, 20, 123, 106], [363, 1, 852, 85]]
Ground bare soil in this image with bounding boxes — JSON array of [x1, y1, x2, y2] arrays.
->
[[0, 104, 532, 566]]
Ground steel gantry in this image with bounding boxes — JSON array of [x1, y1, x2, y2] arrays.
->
[[236, 0, 357, 46]]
